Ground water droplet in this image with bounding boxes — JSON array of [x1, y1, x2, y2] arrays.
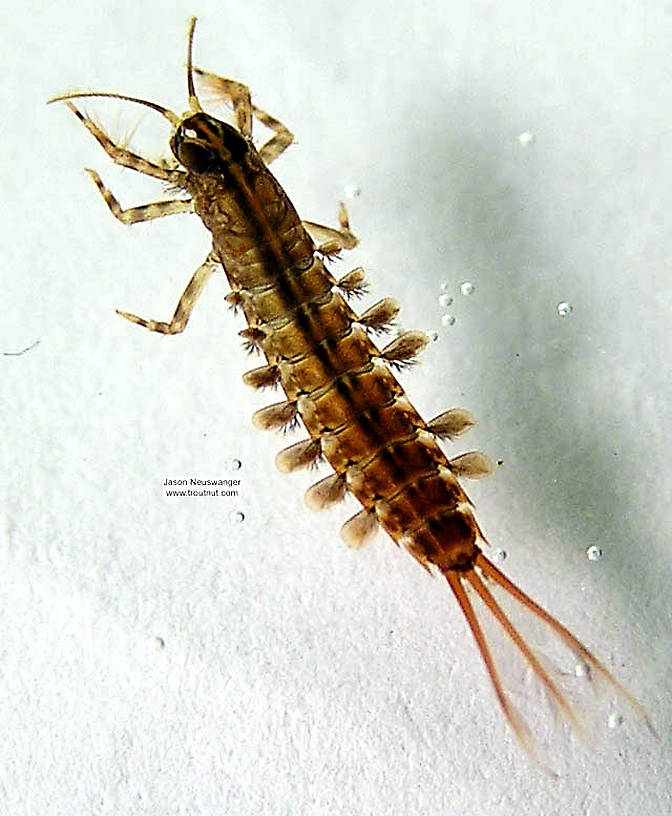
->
[[438, 293, 453, 308], [344, 184, 361, 199], [428, 330, 440, 343], [574, 662, 588, 678], [228, 458, 242, 471], [228, 510, 245, 526], [492, 547, 507, 563], [154, 636, 165, 650], [460, 281, 475, 296], [557, 301, 573, 317], [607, 712, 623, 729], [586, 545, 603, 562], [439, 281, 451, 292], [441, 314, 456, 327], [518, 131, 535, 146]]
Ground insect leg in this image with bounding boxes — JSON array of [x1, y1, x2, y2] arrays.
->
[[193, 67, 294, 161], [64, 103, 186, 183], [303, 203, 358, 255], [252, 105, 294, 164], [117, 252, 219, 335], [85, 169, 193, 225], [192, 69, 253, 138]]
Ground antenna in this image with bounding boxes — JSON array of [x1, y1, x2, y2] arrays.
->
[[47, 91, 180, 125], [186, 16, 203, 113]]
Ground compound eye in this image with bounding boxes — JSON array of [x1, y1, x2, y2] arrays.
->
[[174, 138, 219, 173]]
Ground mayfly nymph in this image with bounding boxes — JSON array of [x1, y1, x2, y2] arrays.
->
[[50, 17, 653, 772]]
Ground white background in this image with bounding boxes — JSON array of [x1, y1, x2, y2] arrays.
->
[[2, 1, 671, 814]]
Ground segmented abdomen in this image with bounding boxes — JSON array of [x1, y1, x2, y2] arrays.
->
[[188, 160, 483, 572]]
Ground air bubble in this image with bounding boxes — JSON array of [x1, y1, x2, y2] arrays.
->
[[441, 314, 456, 327], [344, 184, 361, 199], [492, 548, 507, 563], [428, 330, 440, 343], [228, 510, 245, 526], [438, 293, 453, 308], [228, 458, 242, 471], [574, 662, 588, 678], [557, 301, 573, 317], [460, 281, 475, 296], [607, 712, 623, 729], [440, 281, 450, 292], [518, 131, 535, 146], [586, 545, 603, 562]]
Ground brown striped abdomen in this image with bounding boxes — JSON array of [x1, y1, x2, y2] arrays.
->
[[187, 152, 482, 572]]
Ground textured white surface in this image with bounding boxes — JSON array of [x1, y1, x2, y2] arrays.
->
[[2, 1, 671, 814]]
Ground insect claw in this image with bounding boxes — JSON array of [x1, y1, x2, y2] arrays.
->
[[115, 308, 143, 325], [62, 100, 82, 117]]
